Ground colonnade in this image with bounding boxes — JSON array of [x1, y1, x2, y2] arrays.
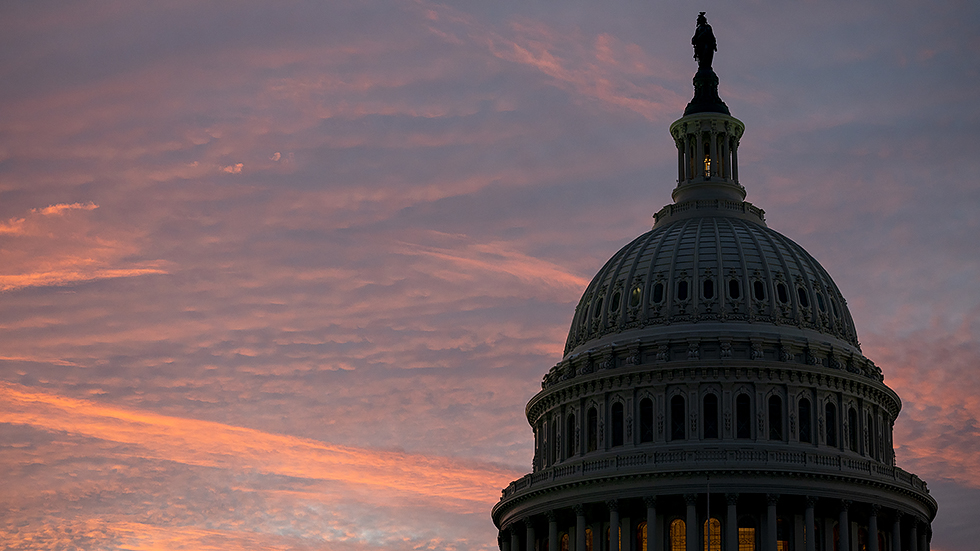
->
[[497, 493, 930, 551]]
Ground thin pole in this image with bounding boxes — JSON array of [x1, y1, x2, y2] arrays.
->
[[706, 474, 710, 550]]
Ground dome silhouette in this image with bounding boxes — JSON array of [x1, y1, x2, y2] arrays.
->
[[492, 14, 936, 551]]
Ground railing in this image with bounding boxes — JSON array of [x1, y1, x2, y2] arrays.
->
[[499, 447, 930, 500]]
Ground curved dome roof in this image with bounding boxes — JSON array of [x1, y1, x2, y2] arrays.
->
[[564, 214, 859, 357]]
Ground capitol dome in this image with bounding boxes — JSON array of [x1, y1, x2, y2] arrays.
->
[[492, 14, 936, 551], [563, 213, 861, 359]]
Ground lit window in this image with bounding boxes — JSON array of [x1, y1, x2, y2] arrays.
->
[[738, 527, 756, 551], [703, 518, 721, 551], [670, 519, 686, 551], [630, 285, 642, 307]]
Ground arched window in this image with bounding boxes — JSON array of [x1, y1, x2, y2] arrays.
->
[[561, 533, 570, 551], [636, 521, 648, 551], [703, 518, 721, 551], [612, 402, 624, 447], [585, 527, 594, 551], [640, 398, 654, 443], [867, 413, 876, 458], [799, 398, 812, 443], [670, 395, 686, 440], [736, 394, 751, 439], [825, 403, 838, 447], [566, 413, 576, 458], [549, 418, 557, 465], [848, 407, 859, 452], [768, 396, 783, 440], [703, 394, 719, 439], [670, 519, 686, 551], [587, 407, 598, 452]]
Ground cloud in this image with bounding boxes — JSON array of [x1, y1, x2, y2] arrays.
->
[[0, 382, 517, 505], [32, 201, 99, 216]]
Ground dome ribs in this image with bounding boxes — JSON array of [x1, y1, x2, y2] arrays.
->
[[664, 218, 697, 321], [623, 228, 662, 329], [712, 218, 726, 315], [735, 218, 777, 321]]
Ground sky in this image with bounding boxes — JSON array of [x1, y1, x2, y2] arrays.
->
[[0, 1, 978, 550]]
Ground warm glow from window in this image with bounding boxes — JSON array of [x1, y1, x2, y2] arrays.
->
[[670, 519, 686, 551], [704, 518, 721, 551], [739, 527, 756, 551], [704, 154, 711, 175]]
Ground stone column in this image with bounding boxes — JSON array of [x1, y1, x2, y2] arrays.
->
[[805, 497, 816, 551], [696, 133, 704, 178], [726, 494, 739, 551], [677, 140, 686, 183], [868, 505, 879, 551], [891, 512, 902, 551], [526, 517, 535, 551], [510, 526, 520, 551], [548, 511, 558, 551], [909, 519, 918, 551], [645, 496, 658, 551], [708, 131, 718, 177], [500, 531, 509, 551], [609, 500, 621, 551], [838, 501, 850, 551], [685, 493, 698, 551], [767, 494, 779, 551], [731, 140, 739, 183], [575, 505, 587, 551]]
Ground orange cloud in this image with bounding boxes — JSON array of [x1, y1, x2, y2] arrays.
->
[[0, 382, 519, 511], [0, 204, 165, 292], [32, 201, 99, 216]]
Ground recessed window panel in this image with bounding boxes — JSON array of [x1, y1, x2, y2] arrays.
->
[[653, 282, 665, 304], [797, 287, 809, 308], [753, 280, 765, 300], [677, 280, 689, 301], [610, 291, 621, 313], [703, 279, 714, 299], [630, 285, 642, 307], [729, 279, 740, 299], [776, 283, 788, 304]]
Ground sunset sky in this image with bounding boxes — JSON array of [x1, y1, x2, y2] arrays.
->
[[0, 1, 978, 550]]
